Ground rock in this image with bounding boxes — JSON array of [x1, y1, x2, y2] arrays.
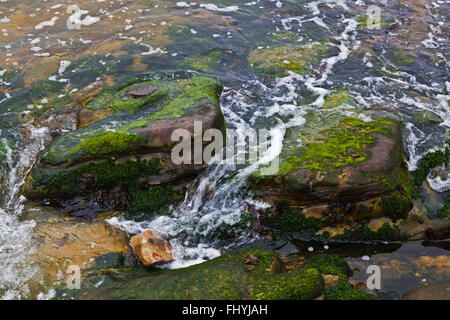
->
[[248, 40, 332, 77], [402, 280, 450, 300], [129, 230, 174, 266], [123, 84, 158, 99], [53, 248, 326, 300], [22, 205, 128, 281], [323, 274, 340, 288], [251, 113, 414, 238], [242, 253, 259, 265], [22, 76, 226, 214]]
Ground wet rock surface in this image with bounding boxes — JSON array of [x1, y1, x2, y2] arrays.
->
[[129, 230, 174, 266], [402, 280, 450, 300], [0, 0, 448, 300]]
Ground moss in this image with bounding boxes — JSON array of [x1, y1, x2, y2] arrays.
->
[[78, 132, 143, 157], [324, 277, 373, 300], [381, 191, 413, 220], [148, 76, 222, 121], [182, 50, 223, 72], [322, 89, 352, 109], [54, 248, 285, 300], [127, 185, 173, 218], [30, 158, 161, 198], [412, 147, 449, 187], [303, 255, 372, 300], [85, 81, 169, 113], [116, 76, 223, 132], [42, 131, 144, 165], [304, 254, 353, 277], [263, 207, 324, 232], [392, 48, 415, 66], [438, 196, 449, 219], [278, 117, 393, 174], [41, 76, 223, 165], [330, 222, 403, 242], [356, 14, 387, 30], [252, 268, 324, 300]]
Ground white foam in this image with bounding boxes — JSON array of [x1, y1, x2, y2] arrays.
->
[[199, 4, 239, 12]]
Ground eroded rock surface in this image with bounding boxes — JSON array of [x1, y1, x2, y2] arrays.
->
[[129, 230, 174, 266]]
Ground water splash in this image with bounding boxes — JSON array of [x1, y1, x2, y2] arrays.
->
[[0, 122, 50, 299]]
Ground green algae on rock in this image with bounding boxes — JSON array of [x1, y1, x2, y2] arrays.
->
[[248, 41, 332, 77], [251, 113, 414, 239], [51, 248, 372, 301], [41, 76, 224, 166], [23, 76, 226, 214], [52, 248, 327, 300]]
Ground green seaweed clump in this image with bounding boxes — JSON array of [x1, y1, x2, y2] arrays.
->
[[263, 207, 324, 232], [30, 158, 161, 198], [438, 196, 449, 219], [279, 116, 394, 174], [252, 268, 324, 300], [327, 222, 403, 242], [324, 277, 373, 300], [304, 254, 372, 300], [78, 132, 143, 157], [304, 254, 353, 277], [127, 185, 173, 218]]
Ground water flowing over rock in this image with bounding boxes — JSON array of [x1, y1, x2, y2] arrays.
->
[[23, 76, 225, 217], [0, 0, 448, 300]]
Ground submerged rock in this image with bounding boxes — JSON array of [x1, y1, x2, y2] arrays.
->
[[21, 205, 128, 283], [129, 230, 174, 266], [402, 280, 450, 300], [248, 41, 332, 77]]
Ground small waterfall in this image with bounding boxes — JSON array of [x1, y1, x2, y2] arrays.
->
[[108, 10, 360, 268], [0, 121, 50, 299]]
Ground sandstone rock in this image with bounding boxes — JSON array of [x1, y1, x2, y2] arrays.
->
[[22, 76, 225, 210], [251, 113, 413, 236], [22, 205, 128, 280], [129, 230, 173, 266]]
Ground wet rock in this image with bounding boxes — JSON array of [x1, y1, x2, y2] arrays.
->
[[123, 84, 158, 99], [22, 205, 128, 281], [54, 248, 325, 300], [22, 77, 225, 211], [248, 40, 332, 77], [323, 274, 339, 288], [251, 113, 414, 238], [402, 280, 450, 300], [93, 186, 130, 210], [129, 230, 174, 266]]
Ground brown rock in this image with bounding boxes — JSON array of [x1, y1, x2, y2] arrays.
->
[[323, 274, 339, 288], [129, 230, 174, 266], [242, 253, 259, 265], [123, 84, 158, 99], [402, 280, 450, 300]]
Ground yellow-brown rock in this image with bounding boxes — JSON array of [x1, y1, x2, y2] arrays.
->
[[129, 230, 173, 266]]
